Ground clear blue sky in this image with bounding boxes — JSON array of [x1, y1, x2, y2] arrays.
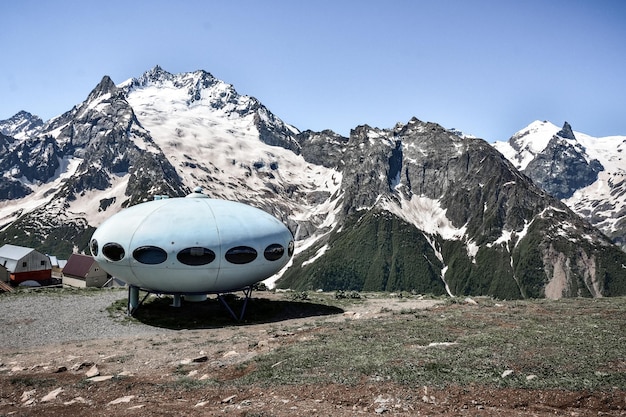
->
[[2, 0, 625, 141]]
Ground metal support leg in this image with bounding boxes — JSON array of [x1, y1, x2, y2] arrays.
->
[[239, 286, 253, 320], [128, 285, 139, 316], [127, 286, 150, 316], [127, 286, 253, 320], [217, 286, 253, 321]]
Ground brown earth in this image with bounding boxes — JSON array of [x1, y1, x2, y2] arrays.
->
[[0, 292, 624, 416]]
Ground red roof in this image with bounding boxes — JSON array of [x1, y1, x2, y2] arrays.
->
[[62, 254, 97, 278]]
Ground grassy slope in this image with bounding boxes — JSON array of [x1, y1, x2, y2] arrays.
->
[[279, 211, 446, 294], [114, 290, 626, 391], [237, 295, 626, 391]]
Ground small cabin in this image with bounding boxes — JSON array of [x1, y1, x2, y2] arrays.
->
[[0, 244, 52, 285], [62, 253, 109, 288]]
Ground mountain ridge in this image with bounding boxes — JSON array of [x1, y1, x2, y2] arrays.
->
[[1, 66, 625, 299], [280, 118, 624, 299]]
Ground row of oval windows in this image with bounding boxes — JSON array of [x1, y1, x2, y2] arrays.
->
[[90, 240, 294, 266]]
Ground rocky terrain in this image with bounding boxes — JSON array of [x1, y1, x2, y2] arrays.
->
[[1, 289, 624, 416]]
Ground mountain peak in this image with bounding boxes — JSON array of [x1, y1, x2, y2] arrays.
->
[[13, 110, 35, 119], [87, 75, 119, 102], [556, 121, 576, 140], [137, 65, 174, 85], [0, 110, 44, 140]]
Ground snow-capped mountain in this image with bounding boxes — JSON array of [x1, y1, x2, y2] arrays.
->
[[280, 120, 626, 299], [119, 66, 328, 223], [0, 66, 340, 258], [493, 120, 626, 247], [0, 67, 625, 299], [0, 111, 43, 140]]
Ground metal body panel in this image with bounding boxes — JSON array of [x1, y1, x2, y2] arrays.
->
[[90, 194, 293, 293]]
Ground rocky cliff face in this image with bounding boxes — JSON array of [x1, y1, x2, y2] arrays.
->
[[1, 69, 625, 299], [0, 67, 336, 258], [0, 112, 57, 200], [523, 122, 603, 199], [281, 118, 626, 299], [0, 73, 188, 255], [493, 120, 626, 249]]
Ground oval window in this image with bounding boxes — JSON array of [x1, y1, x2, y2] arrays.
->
[[288, 240, 295, 257], [264, 244, 284, 261], [177, 247, 216, 266], [225, 246, 257, 264], [133, 246, 167, 265], [102, 242, 125, 261], [90, 239, 99, 256]]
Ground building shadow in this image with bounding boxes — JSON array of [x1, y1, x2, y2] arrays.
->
[[128, 294, 345, 329]]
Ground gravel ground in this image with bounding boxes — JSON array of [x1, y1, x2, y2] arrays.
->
[[0, 288, 170, 349], [2, 291, 623, 417]]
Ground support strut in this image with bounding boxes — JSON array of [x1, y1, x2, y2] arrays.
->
[[126, 285, 254, 321], [217, 286, 253, 321]]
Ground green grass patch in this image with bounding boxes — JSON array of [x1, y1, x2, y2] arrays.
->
[[238, 297, 626, 390]]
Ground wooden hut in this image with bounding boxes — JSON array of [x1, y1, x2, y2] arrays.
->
[[62, 253, 109, 288]]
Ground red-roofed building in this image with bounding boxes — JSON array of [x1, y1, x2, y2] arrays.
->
[[62, 254, 109, 288]]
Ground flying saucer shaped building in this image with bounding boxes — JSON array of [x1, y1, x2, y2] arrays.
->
[[90, 189, 294, 315]]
